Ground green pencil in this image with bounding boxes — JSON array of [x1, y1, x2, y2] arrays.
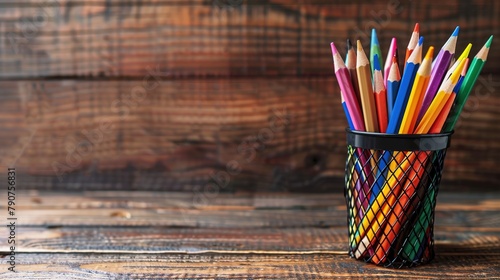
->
[[443, 35, 493, 132]]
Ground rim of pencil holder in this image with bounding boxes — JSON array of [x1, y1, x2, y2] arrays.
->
[[345, 128, 453, 151]]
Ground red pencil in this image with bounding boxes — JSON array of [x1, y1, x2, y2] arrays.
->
[[373, 54, 388, 132], [404, 23, 419, 69]]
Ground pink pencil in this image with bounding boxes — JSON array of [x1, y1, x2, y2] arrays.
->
[[331, 42, 365, 131]]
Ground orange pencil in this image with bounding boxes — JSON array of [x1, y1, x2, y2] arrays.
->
[[356, 40, 379, 132]]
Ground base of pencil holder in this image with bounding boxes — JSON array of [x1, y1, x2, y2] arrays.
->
[[344, 129, 452, 268]]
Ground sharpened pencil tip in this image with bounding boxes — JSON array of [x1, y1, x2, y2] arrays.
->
[[347, 39, 352, 50], [418, 36, 424, 46], [458, 43, 472, 61], [371, 29, 380, 46], [425, 46, 434, 60], [356, 40, 363, 51], [414, 23, 420, 33], [452, 26, 460, 37], [330, 42, 338, 55], [390, 37, 397, 47], [373, 54, 381, 71], [486, 35, 493, 48]]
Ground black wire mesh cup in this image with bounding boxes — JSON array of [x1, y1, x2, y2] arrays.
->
[[344, 129, 452, 268]]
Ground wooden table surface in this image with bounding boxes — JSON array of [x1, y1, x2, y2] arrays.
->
[[0, 191, 499, 279]]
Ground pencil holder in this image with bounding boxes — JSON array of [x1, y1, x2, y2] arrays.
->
[[344, 129, 452, 268]]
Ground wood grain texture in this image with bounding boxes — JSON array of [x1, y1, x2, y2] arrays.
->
[[0, 0, 498, 79], [0, 77, 499, 191], [0, 191, 499, 278], [0, 252, 499, 279], [0, 192, 497, 229], [2, 226, 500, 254]]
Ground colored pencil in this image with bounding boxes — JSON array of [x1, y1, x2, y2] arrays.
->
[[357, 40, 380, 221], [386, 56, 401, 120], [373, 55, 388, 133], [332, 42, 373, 220], [357, 40, 379, 132], [331, 42, 365, 131], [404, 23, 419, 68], [418, 27, 459, 123], [384, 38, 397, 87], [346, 39, 361, 103], [371, 29, 383, 76], [399, 46, 434, 134], [443, 36, 493, 132]]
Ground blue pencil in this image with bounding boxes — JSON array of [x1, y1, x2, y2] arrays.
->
[[370, 37, 424, 204], [342, 95, 355, 129], [386, 55, 401, 120]]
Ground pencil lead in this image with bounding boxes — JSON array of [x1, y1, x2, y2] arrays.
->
[[458, 43, 472, 61], [356, 40, 363, 51], [418, 36, 424, 46], [486, 35, 493, 48], [424, 46, 434, 60], [451, 26, 460, 37], [371, 29, 380, 46], [330, 42, 338, 55], [413, 23, 419, 33]]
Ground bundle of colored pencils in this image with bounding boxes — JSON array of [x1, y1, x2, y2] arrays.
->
[[331, 24, 493, 265]]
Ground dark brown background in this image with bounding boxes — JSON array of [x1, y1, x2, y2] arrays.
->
[[0, 0, 498, 192]]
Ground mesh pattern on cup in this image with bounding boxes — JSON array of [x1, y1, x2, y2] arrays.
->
[[344, 144, 447, 268]]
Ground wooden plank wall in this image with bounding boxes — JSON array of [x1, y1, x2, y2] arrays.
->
[[0, 0, 499, 191]]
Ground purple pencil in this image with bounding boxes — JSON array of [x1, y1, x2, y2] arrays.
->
[[417, 26, 459, 122]]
